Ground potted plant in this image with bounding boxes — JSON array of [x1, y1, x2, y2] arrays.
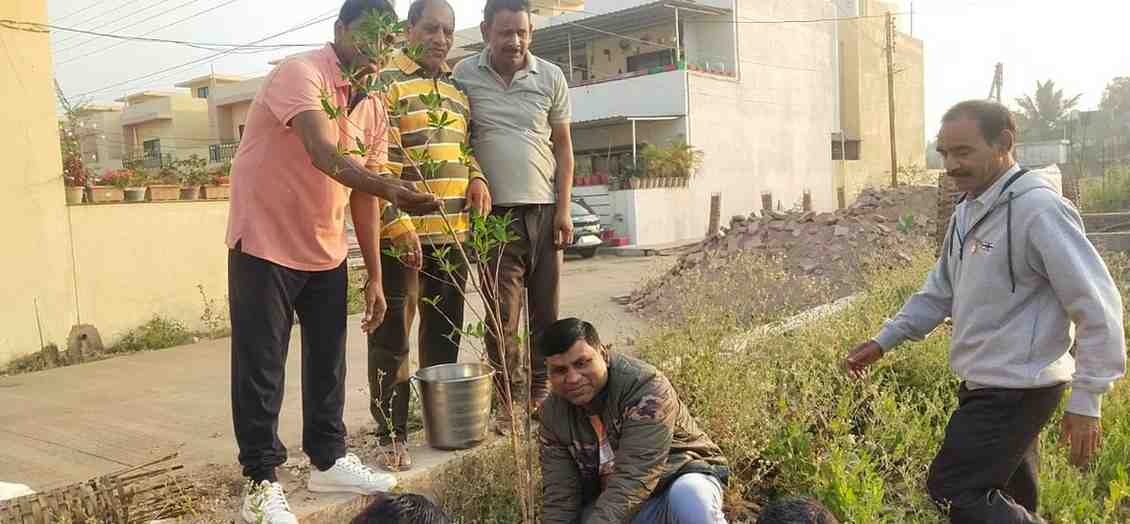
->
[[91, 169, 128, 203], [62, 153, 88, 205], [122, 169, 147, 202], [147, 166, 181, 201], [175, 155, 208, 200], [202, 161, 232, 200], [622, 164, 644, 190], [573, 161, 593, 187], [664, 140, 703, 186]]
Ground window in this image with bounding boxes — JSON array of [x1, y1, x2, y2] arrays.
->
[[196, 86, 209, 98], [143, 139, 161, 159], [238, 124, 245, 139], [831, 139, 861, 161]]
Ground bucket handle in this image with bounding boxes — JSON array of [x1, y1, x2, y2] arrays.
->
[[409, 375, 423, 406]]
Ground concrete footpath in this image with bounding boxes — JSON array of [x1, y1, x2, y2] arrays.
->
[[0, 255, 670, 493]]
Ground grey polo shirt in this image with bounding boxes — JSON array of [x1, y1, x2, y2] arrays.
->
[[453, 48, 571, 206]]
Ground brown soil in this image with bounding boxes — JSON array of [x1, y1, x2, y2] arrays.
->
[[625, 186, 939, 324]]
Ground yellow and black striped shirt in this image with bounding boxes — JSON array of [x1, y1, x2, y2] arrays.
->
[[379, 50, 484, 244]]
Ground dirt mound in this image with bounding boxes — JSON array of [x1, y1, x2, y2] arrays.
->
[[625, 186, 938, 320]]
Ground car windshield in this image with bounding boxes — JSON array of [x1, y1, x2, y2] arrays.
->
[[571, 201, 591, 217]]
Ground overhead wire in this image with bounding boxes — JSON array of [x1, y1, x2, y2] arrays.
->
[[51, 0, 115, 25], [0, 19, 319, 50], [69, 9, 337, 99], [58, 0, 244, 64], [54, 0, 171, 47]]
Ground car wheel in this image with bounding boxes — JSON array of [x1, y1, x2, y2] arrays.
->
[[579, 247, 598, 259]]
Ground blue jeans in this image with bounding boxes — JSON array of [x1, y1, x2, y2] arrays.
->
[[632, 473, 727, 524]]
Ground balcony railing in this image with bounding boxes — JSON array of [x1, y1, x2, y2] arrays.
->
[[209, 141, 239, 164], [123, 149, 174, 169]]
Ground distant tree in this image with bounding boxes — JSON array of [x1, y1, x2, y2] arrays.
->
[[1100, 77, 1130, 117], [1015, 79, 1082, 141]]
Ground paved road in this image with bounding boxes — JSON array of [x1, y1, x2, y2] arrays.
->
[[0, 255, 670, 490]]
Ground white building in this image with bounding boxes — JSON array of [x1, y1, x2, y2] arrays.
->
[[454, 0, 839, 246]]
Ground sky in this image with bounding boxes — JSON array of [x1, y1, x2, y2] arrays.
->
[[44, 0, 1130, 140]]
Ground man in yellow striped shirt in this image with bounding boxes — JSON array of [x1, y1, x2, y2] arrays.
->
[[366, 0, 490, 471]]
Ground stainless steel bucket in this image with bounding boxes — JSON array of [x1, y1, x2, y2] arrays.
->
[[412, 363, 494, 450]]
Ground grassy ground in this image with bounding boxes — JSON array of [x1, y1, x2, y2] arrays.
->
[[1080, 167, 1130, 213], [427, 246, 1130, 523]]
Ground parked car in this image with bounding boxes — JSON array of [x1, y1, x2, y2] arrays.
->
[[567, 198, 603, 259]]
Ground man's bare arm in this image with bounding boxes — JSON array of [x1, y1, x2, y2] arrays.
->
[[290, 109, 437, 214]]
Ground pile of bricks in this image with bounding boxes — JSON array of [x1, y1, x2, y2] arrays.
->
[[935, 173, 961, 255]]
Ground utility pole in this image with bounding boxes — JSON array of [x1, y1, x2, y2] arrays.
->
[[885, 11, 899, 187]]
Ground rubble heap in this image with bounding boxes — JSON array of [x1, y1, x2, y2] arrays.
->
[[626, 186, 938, 316]]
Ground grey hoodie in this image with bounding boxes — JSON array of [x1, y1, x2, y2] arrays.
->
[[875, 165, 1126, 418]]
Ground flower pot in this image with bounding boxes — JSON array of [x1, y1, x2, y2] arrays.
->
[[89, 186, 124, 203], [65, 186, 84, 205], [202, 184, 231, 200], [124, 187, 146, 202], [179, 186, 200, 200], [147, 184, 180, 202]]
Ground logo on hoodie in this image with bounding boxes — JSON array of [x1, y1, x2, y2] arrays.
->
[[972, 238, 995, 255]]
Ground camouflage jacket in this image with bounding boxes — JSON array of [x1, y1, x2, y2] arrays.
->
[[538, 353, 728, 524]]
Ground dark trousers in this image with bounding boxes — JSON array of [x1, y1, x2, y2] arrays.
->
[[367, 244, 468, 443], [229, 247, 348, 483], [483, 204, 561, 405], [926, 382, 1066, 524]]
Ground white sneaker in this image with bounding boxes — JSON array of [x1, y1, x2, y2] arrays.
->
[[307, 453, 397, 495], [241, 480, 298, 524]]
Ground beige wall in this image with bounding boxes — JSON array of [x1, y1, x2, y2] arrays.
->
[[125, 120, 174, 152], [68, 202, 229, 343], [837, 0, 926, 201], [210, 77, 264, 143], [686, 0, 838, 225], [227, 101, 252, 141], [170, 96, 212, 160], [0, 0, 80, 365], [122, 96, 211, 161], [77, 110, 124, 173]]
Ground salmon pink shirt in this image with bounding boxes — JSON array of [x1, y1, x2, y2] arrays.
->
[[226, 44, 387, 271]]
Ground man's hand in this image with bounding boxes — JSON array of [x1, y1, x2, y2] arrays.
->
[[392, 230, 423, 271], [553, 206, 574, 249], [844, 340, 884, 378], [465, 178, 492, 216], [390, 179, 440, 215], [1061, 413, 1102, 467], [360, 279, 387, 333]]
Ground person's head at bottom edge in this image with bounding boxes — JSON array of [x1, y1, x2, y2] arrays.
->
[[351, 493, 451, 524], [757, 496, 840, 524]]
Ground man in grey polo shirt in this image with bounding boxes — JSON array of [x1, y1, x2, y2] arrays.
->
[[454, 0, 574, 435]]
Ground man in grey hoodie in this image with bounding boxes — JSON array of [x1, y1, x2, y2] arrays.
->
[[844, 99, 1125, 524]]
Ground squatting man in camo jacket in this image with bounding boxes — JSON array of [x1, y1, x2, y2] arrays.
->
[[538, 318, 730, 524]]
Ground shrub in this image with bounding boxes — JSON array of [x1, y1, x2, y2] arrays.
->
[[108, 316, 194, 354]]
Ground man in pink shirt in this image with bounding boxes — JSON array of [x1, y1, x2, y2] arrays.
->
[[225, 1, 438, 522]]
